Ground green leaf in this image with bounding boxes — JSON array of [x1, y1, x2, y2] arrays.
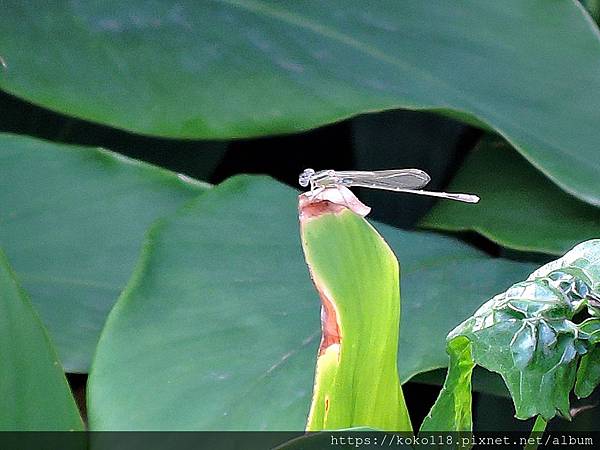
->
[[299, 193, 411, 431], [575, 319, 600, 399], [575, 346, 600, 399], [412, 367, 511, 400], [421, 137, 600, 255], [1, 2, 600, 205], [0, 248, 83, 431], [420, 337, 474, 433], [88, 176, 534, 430], [0, 133, 208, 372], [395, 242, 536, 383], [448, 240, 600, 421]]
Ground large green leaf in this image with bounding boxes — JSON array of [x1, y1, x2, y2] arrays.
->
[[0, 133, 208, 372], [421, 137, 600, 256], [1, 2, 600, 205], [0, 248, 83, 431], [88, 176, 534, 430], [299, 191, 411, 431]]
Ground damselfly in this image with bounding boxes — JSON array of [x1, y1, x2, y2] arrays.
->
[[299, 168, 479, 203]]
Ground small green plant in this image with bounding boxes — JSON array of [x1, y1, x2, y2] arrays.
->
[[425, 239, 600, 430]]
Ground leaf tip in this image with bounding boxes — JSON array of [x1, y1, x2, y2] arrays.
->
[[298, 186, 371, 220]]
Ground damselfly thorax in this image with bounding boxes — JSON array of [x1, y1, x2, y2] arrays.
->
[[299, 168, 479, 203]]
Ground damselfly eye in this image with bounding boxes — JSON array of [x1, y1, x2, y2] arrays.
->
[[299, 168, 315, 187]]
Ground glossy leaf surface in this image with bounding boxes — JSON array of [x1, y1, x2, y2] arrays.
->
[[0, 249, 83, 431], [0, 134, 208, 372], [1, 2, 600, 204]]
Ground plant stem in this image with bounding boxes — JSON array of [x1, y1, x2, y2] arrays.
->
[[524, 415, 547, 450]]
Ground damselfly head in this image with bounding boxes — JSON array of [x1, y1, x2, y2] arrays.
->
[[299, 168, 315, 187]]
